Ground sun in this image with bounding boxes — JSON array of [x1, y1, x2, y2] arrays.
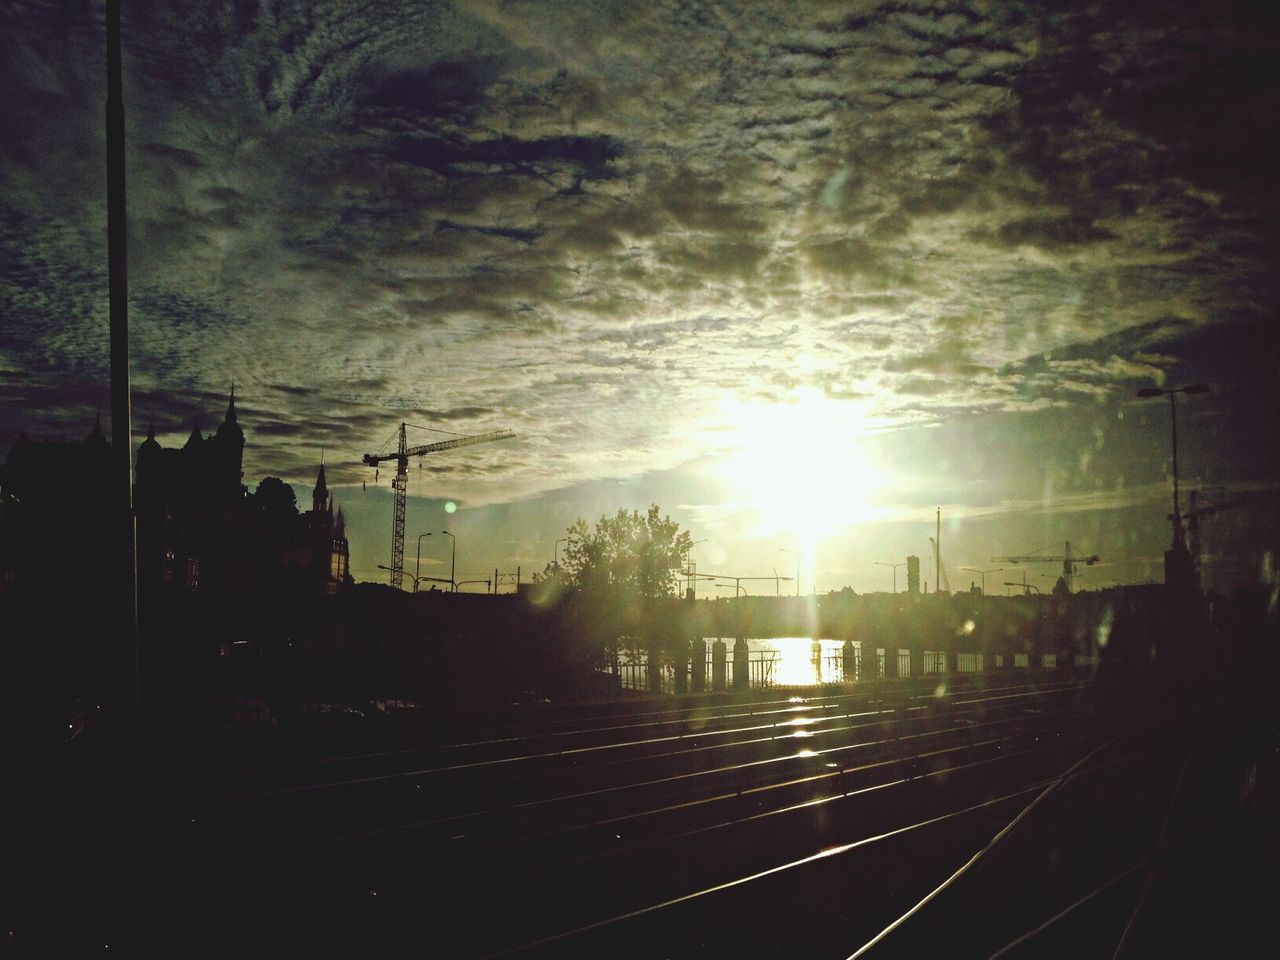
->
[[717, 388, 887, 553]]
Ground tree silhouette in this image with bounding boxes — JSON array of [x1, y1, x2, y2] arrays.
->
[[556, 505, 689, 600], [540, 505, 691, 659], [249, 476, 297, 524]]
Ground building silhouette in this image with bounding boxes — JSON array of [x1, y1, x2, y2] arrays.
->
[[135, 390, 246, 593], [286, 462, 350, 595], [2, 389, 349, 598], [0, 415, 113, 591], [907, 555, 921, 595]]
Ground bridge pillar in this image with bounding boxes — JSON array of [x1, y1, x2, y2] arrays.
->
[[647, 644, 663, 694], [842, 640, 856, 683], [712, 639, 727, 692], [733, 638, 750, 690], [882, 646, 896, 679], [690, 638, 707, 693]]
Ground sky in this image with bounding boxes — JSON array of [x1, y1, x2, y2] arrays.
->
[[2, 0, 1278, 594]]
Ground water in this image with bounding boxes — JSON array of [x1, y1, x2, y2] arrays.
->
[[612, 636, 863, 690], [711, 637, 855, 687]]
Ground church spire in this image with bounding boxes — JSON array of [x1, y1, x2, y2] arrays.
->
[[312, 460, 329, 517], [215, 382, 245, 449], [226, 380, 238, 424], [84, 408, 108, 450]]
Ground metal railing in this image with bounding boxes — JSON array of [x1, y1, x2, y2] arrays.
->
[[608, 644, 1083, 695], [610, 652, 779, 693]]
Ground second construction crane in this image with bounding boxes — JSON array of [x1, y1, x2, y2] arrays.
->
[[992, 541, 1099, 594], [363, 422, 515, 590]]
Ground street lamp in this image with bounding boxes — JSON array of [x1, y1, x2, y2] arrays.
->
[[875, 560, 905, 594], [422, 531, 457, 591], [415, 533, 432, 593], [779, 548, 799, 597], [682, 538, 707, 597], [378, 564, 430, 592], [1136, 383, 1209, 544], [554, 537, 567, 567], [440, 530, 456, 591], [1141, 381, 1208, 591], [455, 578, 491, 593], [962, 566, 1003, 595]]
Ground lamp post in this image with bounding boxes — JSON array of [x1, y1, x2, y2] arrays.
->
[[682, 538, 707, 597], [875, 560, 905, 594], [415, 533, 431, 593], [554, 537, 567, 567], [379, 564, 430, 592], [1136, 383, 1209, 545], [963, 566, 1003, 595], [440, 530, 456, 591], [779, 548, 799, 597], [455, 578, 491, 593]]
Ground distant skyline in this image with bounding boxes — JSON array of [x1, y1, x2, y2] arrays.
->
[[2, 1, 1277, 593]]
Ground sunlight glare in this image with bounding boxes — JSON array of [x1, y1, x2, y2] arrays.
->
[[718, 388, 888, 550]]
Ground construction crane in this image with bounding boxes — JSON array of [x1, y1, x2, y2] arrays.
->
[[928, 537, 952, 593], [992, 541, 1099, 594], [363, 422, 515, 590], [1186, 487, 1279, 584]]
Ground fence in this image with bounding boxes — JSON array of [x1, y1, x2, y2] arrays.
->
[[610, 643, 1070, 695], [611, 652, 778, 693]]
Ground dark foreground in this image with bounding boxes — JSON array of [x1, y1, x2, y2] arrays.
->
[[3, 671, 1279, 958]]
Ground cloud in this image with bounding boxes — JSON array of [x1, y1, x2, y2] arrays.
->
[[0, 0, 1276, 526]]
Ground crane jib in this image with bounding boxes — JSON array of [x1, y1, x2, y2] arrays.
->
[[362, 429, 515, 466]]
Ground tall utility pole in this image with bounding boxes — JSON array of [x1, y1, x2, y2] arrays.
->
[[779, 547, 799, 597], [963, 567, 1004, 595], [106, 0, 141, 947], [935, 507, 941, 595], [107, 0, 137, 704], [875, 560, 905, 594], [1136, 384, 1209, 590]]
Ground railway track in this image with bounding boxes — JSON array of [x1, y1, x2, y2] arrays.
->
[[4, 675, 1160, 957]]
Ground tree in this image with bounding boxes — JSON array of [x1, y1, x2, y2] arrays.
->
[[554, 505, 690, 599], [249, 476, 297, 522], [540, 505, 692, 656]]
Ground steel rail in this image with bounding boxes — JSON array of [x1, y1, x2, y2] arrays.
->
[[846, 723, 1156, 958], [149, 682, 1100, 809], [473, 745, 1156, 960], [145, 677, 1100, 785], [147, 699, 1121, 879], [176, 726, 1147, 956]]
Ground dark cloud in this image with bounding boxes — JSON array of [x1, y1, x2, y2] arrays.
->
[[0, 0, 1276, 587]]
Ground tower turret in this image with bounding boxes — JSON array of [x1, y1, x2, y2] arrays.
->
[[312, 462, 329, 517], [212, 385, 245, 499]]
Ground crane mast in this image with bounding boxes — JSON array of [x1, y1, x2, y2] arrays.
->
[[363, 423, 515, 590]]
